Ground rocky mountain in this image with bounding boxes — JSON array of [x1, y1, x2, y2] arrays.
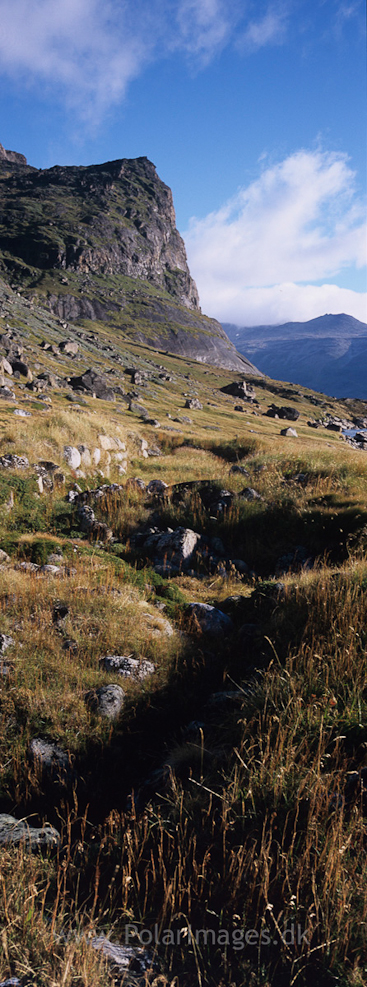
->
[[0, 144, 260, 374], [223, 314, 367, 397]]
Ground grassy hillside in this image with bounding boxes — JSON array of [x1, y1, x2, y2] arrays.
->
[[0, 289, 366, 985]]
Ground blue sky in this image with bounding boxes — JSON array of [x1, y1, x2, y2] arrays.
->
[[0, 0, 365, 325]]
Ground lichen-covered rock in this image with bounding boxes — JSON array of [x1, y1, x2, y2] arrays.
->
[[0, 453, 29, 468], [85, 684, 125, 719], [101, 655, 155, 679], [28, 738, 71, 784], [59, 339, 78, 355], [144, 526, 201, 571], [63, 446, 81, 469], [185, 397, 203, 410], [0, 813, 61, 850]]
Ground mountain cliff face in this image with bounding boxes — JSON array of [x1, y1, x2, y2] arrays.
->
[[224, 314, 367, 398], [0, 147, 260, 374]]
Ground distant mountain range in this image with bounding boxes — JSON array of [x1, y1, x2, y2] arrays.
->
[[223, 314, 367, 398]]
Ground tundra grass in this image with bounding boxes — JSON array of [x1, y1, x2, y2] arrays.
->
[[0, 328, 367, 983]]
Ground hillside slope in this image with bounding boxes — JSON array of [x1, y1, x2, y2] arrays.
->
[[224, 314, 367, 396], [0, 144, 260, 374]]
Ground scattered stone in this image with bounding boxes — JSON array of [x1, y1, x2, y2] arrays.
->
[[77, 503, 113, 541], [92, 937, 153, 975], [239, 487, 262, 500], [184, 398, 203, 410], [38, 460, 60, 475], [1, 357, 13, 375], [52, 602, 69, 623], [220, 381, 256, 400], [146, 479, 168, 496], [275, 546, 312, 574], [85, 684, 125, 719], [37, 564, 62, 575], [59, 340, 79, 356], [63, 446, 81, 469], [0, 386, 16, 400], [280, 427, 298, 437], [0, 634, 14, 658], [78, 444, 92, 467], [143, 526, 201, 572], [28, 738, 71, 783], [62, 639, 78, 653], [69, 369, 115, 401], [187, 603, 233, 636], [326, 422, 342, 432], [266, 405, 300, 421], [14, 561, 39, 572], [100, 655, 155, 679], [0, 814, 60, 850], [0, 454, 29, 469], [229, 464, 250, 476], [13, 408, 31, 417], [98, 434, 125, 452], [10, 360, 32, 380], [129, 400, 148, 417]]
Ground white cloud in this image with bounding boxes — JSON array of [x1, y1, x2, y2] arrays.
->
[[0, 0, 152, 119], [237, 6, 288, 52], [0, 0, 283, 119], [183, 148, 367, 325], [206, 282, 367, 326]]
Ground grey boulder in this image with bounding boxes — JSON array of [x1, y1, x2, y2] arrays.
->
[[187, 603, 233, 636], [101, 655, 155, 679], [85, 684, 125, 719], [0, 813, 60, 850]]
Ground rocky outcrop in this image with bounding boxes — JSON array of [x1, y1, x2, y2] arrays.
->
[[0, 154, 199, 309], [0, 146, 261, 374]]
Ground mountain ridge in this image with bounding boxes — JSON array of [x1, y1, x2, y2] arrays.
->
[[224, 313, 367, 397], [0, 146, 261, 375]]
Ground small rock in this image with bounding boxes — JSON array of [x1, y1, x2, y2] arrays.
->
[[101, 655, 155, 679], [280, 427, 298, 437], [62, 639, 78, 653], [0, 633, 14, 654], [0, 387, 15, 400], [92, 937, 153, 974], [13, 408, 31, 417], [146, 479, 168, 496], [0, 454, 29, 469], [59, 340, 79, 356], [85, 684, 125, 719], [37, 564, 62, 575], [187, 603, 233, 636], [28, 738, 70, 783], [230, 464, 250, 475], [185, 398, 203, 410], [78, 444, 92, 467], [0, 814, 60, 850], [52, 601, 69, 623], [63, 446, 81, 469], [239, 487, 262, 500]]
